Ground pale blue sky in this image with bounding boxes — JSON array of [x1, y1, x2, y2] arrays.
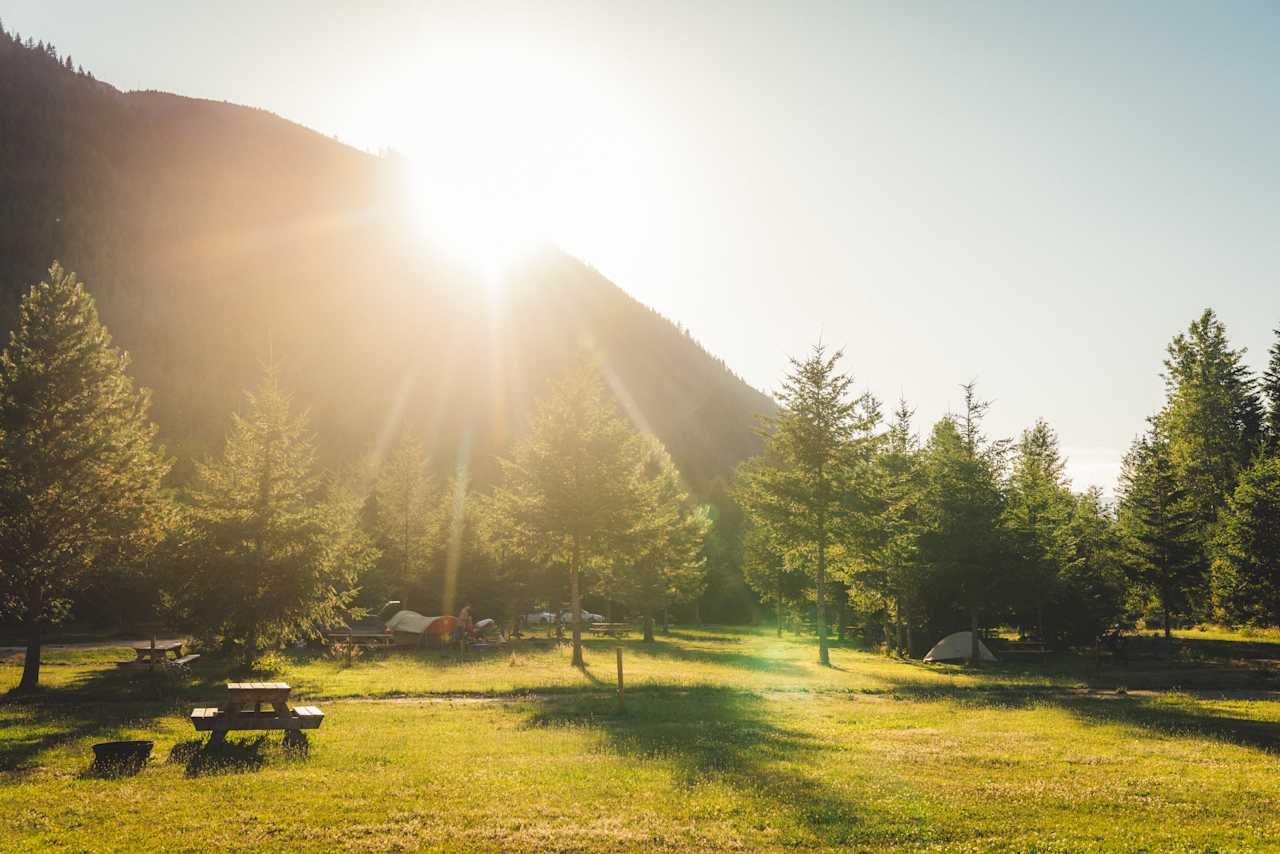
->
[[7, 1, 1280, 495]]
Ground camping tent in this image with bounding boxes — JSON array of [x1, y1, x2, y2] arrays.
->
[[923, 631, 997, 663]]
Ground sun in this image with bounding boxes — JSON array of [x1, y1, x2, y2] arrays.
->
[[407, 162, 541, 288]]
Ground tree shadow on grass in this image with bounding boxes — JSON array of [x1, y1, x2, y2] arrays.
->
[[0, 694, 177, 774], [878, 674, 1280, 755], [618, 639, 809, 677], [522, 686, 871, 847], [0, 656, 232, 772], [168, 736, 269, 777]]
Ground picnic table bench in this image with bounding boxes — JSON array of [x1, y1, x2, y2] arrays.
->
[[587, 623, 633, 638], [190, 682, 323, 747]]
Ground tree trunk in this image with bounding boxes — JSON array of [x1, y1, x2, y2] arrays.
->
[[894, 597, 904, 657], [18, 621, 42, 692], [906, 618, 915, 660], [694, 600, 702, 627], [776, 575, 783, 637], [816, 527, 830, 667], [570, 540, 584, 667], [643, 611, 655, 643], [969, 607, 980, 666], [244, 622, 259, 670]]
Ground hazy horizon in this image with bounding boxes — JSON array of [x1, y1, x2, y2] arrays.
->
[[9, 0, 1280, 496]]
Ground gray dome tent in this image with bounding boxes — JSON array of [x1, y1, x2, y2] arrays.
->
[[923, 631, 997, 663]]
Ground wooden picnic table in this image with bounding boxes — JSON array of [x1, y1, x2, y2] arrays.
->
[[587, 623, 633, 638], [325, 629, 393, 647], [191, 681, 323, 747], [120, 640, 199, 672], [131, 641, 182, 660]]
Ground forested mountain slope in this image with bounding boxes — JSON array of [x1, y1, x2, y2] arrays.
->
[[0, 30, 773, 489]]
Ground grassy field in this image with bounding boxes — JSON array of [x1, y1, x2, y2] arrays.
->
[[5, 628, 1280, 851]]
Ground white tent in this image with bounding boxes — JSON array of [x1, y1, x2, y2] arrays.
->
[[385, 610, 439, 636], [923, 631, 997, 663]]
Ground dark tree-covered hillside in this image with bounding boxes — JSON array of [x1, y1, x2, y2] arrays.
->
[[0, 28, 773, 492]]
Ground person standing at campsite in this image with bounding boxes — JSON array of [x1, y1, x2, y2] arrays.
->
[[454, 605, 474, 645]]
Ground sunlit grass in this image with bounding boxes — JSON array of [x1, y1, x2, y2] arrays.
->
[[4, 627, 1280, 850]]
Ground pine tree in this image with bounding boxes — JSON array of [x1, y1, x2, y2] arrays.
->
[[0, 264, 171, 691], [1210, 454, 1280, 626], [736, 344, 879, 666], [736, 519, 786, 636], [1117, 426, 1201, 643], [608, 437, 709, 642], [876, 399, 926, 656], [373, 437, 437, 594], [1262, 327, 1280, 453], [1053, 488, 1130, 646], [1005, 419, 1072, 641], [1161, 310, 1263, 565], [489, 358, 646, 667], [178, 367, 373, 667], [916, 386, 1010, 664]]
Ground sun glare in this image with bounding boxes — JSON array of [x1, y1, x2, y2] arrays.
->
[[393, 32, 662, 295]]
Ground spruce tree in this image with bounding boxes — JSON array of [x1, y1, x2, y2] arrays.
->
[[876, 399, 925, 656], [1210, 454, 1280, 626], [736, 344, 879, 666], [1054, 488, 1130, 646], [916, 403, 1009, 664], [1005, 419, 1072, 641], [373, 437, 437, 595], [1117, 426, 1200, 643], [489, 359, 645, 667], [178, 367, 373, 667], [608, 437, 710, 642], [1161, 310, 1263, 564], [740, 518, 805, 637], [0, 264, 170, 691], [1263, 326, 1280, 453]]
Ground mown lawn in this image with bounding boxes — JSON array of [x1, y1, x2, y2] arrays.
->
[[4, 628, 1280, 851]]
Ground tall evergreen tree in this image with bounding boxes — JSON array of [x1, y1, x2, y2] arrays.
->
[[1005, 419, 1072, 640], [1117, 426, 1200, 642], [1262, 326, 1280, 453], [177, 367, 373, 666], [0, 264, 171, 691], [1161, 310, 1263, 560], [876, 399, 926, 656], [1210, 453, 1280, 626], [372, 437, 437, 598], [916, 386, 1010, 664], [489, 359, 645, 667], [740, 519, 806, 637], [1053, 488, 1131, 646], [608, 437, 710, 642], [736, 344, 879, 666]]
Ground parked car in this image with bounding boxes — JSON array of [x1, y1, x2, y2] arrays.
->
[[560, 610, 605, 623], [524, 611, 557, 626]]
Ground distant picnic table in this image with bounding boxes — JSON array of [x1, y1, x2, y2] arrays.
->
[[119, 640, 199, 672], [587, 623, 633, 638], [324, 629, 393, 647], [190, 681, 324, 747]]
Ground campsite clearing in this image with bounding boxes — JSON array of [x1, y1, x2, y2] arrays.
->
[[4, 627, 1280, 850]]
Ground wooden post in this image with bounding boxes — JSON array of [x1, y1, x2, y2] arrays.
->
[[616, 646, 625, 712], [150, 635, 157, 671]]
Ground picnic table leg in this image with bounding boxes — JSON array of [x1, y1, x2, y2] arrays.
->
[[207, 728, 226, 748]]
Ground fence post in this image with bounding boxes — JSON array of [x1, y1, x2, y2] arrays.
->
[[616, 646, 625, 712]]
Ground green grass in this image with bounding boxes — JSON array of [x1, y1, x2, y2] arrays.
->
[[4, 627, 1280, 850]]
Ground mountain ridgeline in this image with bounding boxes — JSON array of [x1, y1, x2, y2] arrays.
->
[[0, 30, 773, 491]]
